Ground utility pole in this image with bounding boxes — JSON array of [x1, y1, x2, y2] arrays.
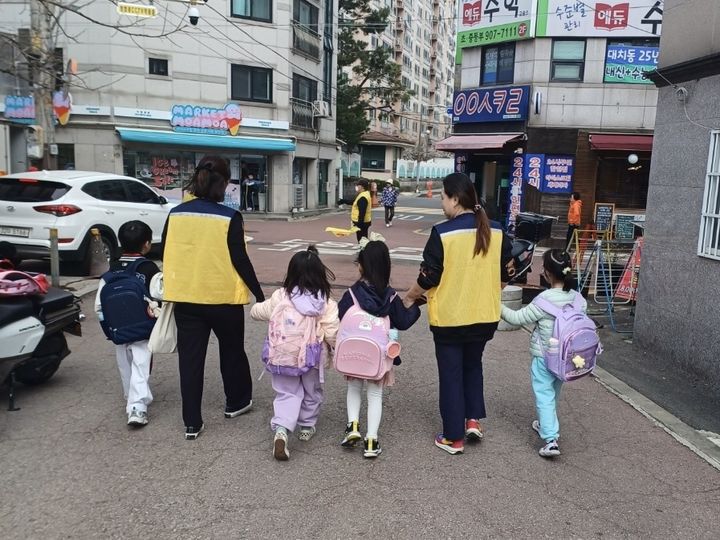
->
[[29, 0, 57, 170]]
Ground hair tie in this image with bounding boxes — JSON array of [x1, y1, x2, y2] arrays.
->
[[473, 204, 482, 212], [562, 267, 572, 275], [195, 162, 213, 173], [358, 232, 386, 250]]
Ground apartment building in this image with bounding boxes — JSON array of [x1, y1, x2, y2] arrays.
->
[[357, 0, 456, 182], [0, 0, 338, 213], [444, 0, 663, 235]]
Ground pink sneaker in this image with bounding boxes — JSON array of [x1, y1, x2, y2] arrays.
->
[[465, 419, 483, 442]]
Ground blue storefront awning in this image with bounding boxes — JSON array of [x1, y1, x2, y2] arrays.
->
[[116, 128, 295, 152]]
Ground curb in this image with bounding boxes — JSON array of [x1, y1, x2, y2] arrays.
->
[[593, 367, 720, 471]]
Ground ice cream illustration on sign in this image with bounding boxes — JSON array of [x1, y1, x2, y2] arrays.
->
[[225, 104, 242, 135], [53, 91, 71, 126]]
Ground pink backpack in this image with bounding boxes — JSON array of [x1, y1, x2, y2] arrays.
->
[[333, 289, 400, 380], [0, 270, 50, 297], [533, 295, 602, 382], [261, 294, 323, 376]]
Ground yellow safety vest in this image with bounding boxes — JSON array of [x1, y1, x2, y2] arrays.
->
[[351, 191, 372, 223], [163, 199, 251, 305]]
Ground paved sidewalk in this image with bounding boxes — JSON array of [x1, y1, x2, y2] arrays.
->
[[1, 301, 718, 538]]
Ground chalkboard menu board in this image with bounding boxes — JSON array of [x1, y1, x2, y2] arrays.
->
[[615, 214, 636, 240], [594, 203, 615, 232]]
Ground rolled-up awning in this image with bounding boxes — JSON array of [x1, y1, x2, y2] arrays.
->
[[435, 133, 524, 151], [589, 133, 653, 152], [116, 128, 296, 152]]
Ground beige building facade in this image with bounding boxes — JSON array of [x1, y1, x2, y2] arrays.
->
[[0, 1, 339, 213]]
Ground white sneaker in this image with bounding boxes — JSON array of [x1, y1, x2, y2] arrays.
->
[[127, 408, 148, 427], [539, 440, 561, 458], [273, 428, 290, 461]]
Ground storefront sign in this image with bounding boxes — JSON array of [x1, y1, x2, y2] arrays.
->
[[604, 44, 659, 84], [457, 0, 533, 56], [241, 118, 290, 131], [506, 155, 525, 233], [452, 85, 530, 123], [536, 0, 664, 37], [524, 153, 544, 188], [114, 107, 171, 120], [3, 95, 35, 124], [117, 2, 158, 18], [541, 155, 574, 193], [72, 105, 111, 116], [171, 103, 243, 136]]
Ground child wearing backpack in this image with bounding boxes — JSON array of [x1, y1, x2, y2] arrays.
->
[[500, 249, 597, 458], [335, 237, 421, 458], [250, 246, 339, 461], [94, 221, 160, 427]]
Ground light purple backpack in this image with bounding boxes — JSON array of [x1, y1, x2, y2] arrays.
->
[[533, 294, 602, 382]]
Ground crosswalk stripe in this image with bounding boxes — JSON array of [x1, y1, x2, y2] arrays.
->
[[372, 206, 444, 215]]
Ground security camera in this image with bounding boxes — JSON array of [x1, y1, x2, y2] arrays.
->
[[188, 6, 200, 25]]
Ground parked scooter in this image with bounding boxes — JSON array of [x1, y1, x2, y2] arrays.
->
[[0, 244, 82, 410], [505, 213, 558, 285]]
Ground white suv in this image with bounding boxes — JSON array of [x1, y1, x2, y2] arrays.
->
[[0, 170, 176, 272]]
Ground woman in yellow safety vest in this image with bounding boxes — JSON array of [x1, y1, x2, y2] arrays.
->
[[351, 178, 372, 242], [162, 155, 265, 440], [403, 173, 512, 455]]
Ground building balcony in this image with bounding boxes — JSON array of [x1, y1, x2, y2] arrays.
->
[[290, 98, 314, 130], [292, 22, 321, 60]]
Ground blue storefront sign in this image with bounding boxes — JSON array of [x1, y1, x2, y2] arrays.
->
[[3, 95, 35, 124], [524, 153, 544, 189], [506, 155, 525, 233], [452, 85, 530, 123], [541, 155, 574, 193], [604, 44, 659, 84]]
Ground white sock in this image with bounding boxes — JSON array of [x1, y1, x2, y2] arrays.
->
[[366, 381, 383, 440], [346, 379, 362, 424]]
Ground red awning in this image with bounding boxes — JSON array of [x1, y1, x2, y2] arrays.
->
[[435, 133, 524, 151], [589, 133, 653, 152]]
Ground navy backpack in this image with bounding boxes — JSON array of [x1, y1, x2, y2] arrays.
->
[[99, 259, 156, 345]]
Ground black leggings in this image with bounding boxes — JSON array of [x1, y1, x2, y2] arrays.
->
[[384, 206, 395, 224], [354, 222, 370, 242]]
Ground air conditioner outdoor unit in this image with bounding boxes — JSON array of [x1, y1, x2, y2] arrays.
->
[[312, 100, 330, 118]]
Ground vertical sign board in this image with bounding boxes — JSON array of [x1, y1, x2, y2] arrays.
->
[[594, 202, 615, 232], [524, 153, 544, 189], [506, 155, 525, 234], [614, 214, 637, 240]]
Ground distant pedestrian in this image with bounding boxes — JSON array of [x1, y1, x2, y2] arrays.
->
[[403, 173, 512, 455], [162, 155, 265, 440], [566, 192, 582, 248], [499, 249, 586, 458], [380, 181, 399, 227], [351, 179, 372, 242], [336, 236, 421, 458], [94, 221, 160, 428], [250, 245, 339, 461]]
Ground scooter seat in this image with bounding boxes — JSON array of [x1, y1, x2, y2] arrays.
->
[[0, 297, 34, 327], [31, 287, 75, 313]]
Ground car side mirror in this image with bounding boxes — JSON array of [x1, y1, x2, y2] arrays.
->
[[158, 196, 168, 205]]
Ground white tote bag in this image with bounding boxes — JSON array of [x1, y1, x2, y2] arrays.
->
[[148, 302, 177, 354]]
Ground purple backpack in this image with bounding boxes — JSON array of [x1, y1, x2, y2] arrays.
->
[[533, 295, 602, 382]]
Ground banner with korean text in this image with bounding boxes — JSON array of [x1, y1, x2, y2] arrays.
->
[[536, 0, 664, 37]]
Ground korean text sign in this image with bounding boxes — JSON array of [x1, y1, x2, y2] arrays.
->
[[541, 155, 574, 193], [536, 0, 664, 37], [506, 155, 525, 233], [524, 153, 544, 188], [604, 44, 659, 84], [452, 85, 530, 123], [457, 0, 534, 51]]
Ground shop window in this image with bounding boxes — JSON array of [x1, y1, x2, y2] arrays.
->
[[595, 157, 649, 210], [148, 57, 169, 77], [699, 131, 720, 260], [361, 145, 385, 170], [551, 39, 585, 82], [123, 150, 196, 201], [231, 0, 272, 22], [481, 43, 515, 86], [231, 65, 273, 103]]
